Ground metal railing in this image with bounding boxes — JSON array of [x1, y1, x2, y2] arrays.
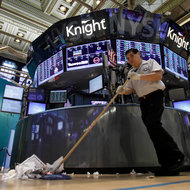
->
[[0, 147, 11, 173]]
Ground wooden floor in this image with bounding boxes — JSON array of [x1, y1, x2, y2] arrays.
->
[[0, 172, 190, 190]]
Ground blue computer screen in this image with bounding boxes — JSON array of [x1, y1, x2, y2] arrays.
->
[[116, 39, 162, 66], [28, 88, 45, 102], [28, 102, 46, 115], [66, 40, 110, 71], [173, 100, 190, 112], [37, 50, 64, 85], [164, 46, 188, 80]]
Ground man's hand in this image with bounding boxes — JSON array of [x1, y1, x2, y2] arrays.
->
[[116, 86, 125, 94], [128, 72, 141, 80]]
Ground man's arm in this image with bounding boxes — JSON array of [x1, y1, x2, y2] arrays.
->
[[123, 87, 133, 95], [140, 70, 163, 82]]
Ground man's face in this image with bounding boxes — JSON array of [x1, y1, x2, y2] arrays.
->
[[126, 51, 142, 68]]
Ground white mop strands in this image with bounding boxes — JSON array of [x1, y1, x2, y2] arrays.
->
[[2, 155, 71, 180]]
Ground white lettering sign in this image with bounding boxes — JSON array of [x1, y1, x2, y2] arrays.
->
[[167, 27, 189, 50], [66, 19, 106, 37]]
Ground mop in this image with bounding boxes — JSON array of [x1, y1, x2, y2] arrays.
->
[[48, 79, 130, 175]]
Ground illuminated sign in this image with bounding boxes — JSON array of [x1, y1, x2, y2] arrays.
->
[[66, 19, 107, 37], [167, 27, 189, 50]]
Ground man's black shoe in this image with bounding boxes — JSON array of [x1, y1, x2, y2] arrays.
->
[[166, 155, 184, 172]]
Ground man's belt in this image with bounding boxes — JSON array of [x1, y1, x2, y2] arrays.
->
[[139, 89, 163, 101]]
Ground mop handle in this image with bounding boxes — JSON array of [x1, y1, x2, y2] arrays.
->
[[60, 79, 129, 166]]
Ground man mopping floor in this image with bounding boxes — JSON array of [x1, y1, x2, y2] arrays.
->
[[117, 48, 184, 176]]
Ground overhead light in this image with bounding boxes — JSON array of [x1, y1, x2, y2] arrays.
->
[[2, 62, 15, 69], [14, 38, 21, 43], [66, 0, 72, 2], [59, 5, 67, 12], [164, 11, 171, 16], [17, 32, 24, 37], [87, 9, 91, 13], [96, 0, 100, 5]]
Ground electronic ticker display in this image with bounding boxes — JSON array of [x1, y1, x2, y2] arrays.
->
[[66, 40, 110, 71], [164, 46, 188, 80], [116, 39, 162, 66], [37, 50, 63, 86]]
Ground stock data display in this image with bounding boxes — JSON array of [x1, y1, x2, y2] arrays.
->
[[66, 40, 110, 71], [37, 50, 63, 86], [116, 39, 162, 66], [164, 46, 188, 80]]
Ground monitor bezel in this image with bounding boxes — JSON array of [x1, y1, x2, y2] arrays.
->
[[163, 45, 188, 81], [89, 74, 104, 94], [49, 90, 67, 103], [37, 49, 64, 86], [66, 40, 111, 71], [116, 39, 163, 67], [172, 99, 190, 112], [3, 84, 24, 100], [1, 98, 22, 114], [27, 88, 45, 102], [27, 101, 46, 115]]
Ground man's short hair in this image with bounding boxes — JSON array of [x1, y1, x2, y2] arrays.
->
[[125, 48, 139, 56]]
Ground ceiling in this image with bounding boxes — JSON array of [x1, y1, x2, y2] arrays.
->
[[0, 0, 190, 64]]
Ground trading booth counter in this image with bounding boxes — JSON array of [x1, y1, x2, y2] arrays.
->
[[11, 104, 190, 170]]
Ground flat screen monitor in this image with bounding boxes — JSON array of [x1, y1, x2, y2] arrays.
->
[[91, 101, 108, 105], [173, 100, 190, 112], [3, 84, 24, 100], [37, 50, 64, 86], [1, 98, 22, 114], [163, 46, 188, 80], [28, 102, 46, 115], [169, 88, 185, 101], [66, 40, 110, 71], [116, 39, 162, 66], [50, 90, 67, 103], [28, 88, 45, 102], [89, 75, 103, 94]]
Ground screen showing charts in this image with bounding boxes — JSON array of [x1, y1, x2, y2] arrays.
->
[[173, 100, 190, 112], [66, 40, 110, 71], [116, 39, 162, 66], [50, 90, 67, 103], [37, 50, 63, 86], [89, 75, 103, 94], [1, 98, 22, 114], [3, 85, 24, 100], [28, 102, 46, 115], [164, 46, 188, 80]]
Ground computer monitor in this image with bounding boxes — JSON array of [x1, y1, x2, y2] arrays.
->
[[163, 46, 188, 80], [50, 90, 67, 103], [173, 100, 190, 112], [37, 50, 64, 86], [169, 88, 186, 101], [66, 40, 110, 71], [1, 98, 22, 114], [89, 75, 103, 94], [28, 88, 45, 102], [28, 102, 46, 115], [3, 84, 24, 100], [91, 101, 108, 105], [116, 39, 162, 66]]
